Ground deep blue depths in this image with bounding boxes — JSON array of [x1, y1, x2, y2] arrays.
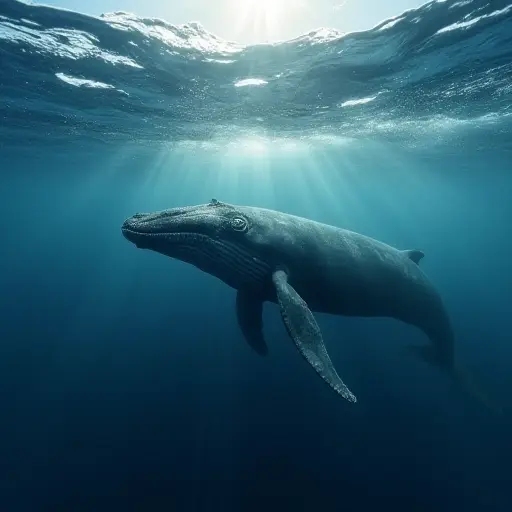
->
[[1, 1, 512, 511]]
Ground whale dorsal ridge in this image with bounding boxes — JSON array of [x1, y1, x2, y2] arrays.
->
[[403, 249, 424, 265]]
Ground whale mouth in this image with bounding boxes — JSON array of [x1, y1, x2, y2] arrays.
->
[[121, 224, 146, 246], [121, 212, 176, 245], [121, 225, 211, 251], [121, 222, 175, 249], [121, 227, 147, 248]]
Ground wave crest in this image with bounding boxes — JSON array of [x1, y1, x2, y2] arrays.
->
[[0, 0, 511, 146]]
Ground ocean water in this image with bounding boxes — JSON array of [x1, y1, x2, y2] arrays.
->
[[1, 0, 512, 510]]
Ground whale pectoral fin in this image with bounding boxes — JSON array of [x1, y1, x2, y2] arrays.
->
[[271, 269, 357, 403], [236, 290, 268, 356]]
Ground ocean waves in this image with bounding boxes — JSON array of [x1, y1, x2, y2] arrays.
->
[[0, 0, 511, 147]]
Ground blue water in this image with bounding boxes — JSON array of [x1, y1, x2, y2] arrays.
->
[[1, 0, 511, 510]]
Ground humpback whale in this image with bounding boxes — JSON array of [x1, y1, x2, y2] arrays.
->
[[122, 199, 456, 404]]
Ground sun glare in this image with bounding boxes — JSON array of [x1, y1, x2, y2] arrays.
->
[[239, 0, 281, 17], [232, 0, 304, 42]]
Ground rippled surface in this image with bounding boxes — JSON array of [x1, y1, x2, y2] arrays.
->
[[1, 0, 511, 148]]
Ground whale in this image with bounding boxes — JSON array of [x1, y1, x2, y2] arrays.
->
[[121, 199, 456, 404]]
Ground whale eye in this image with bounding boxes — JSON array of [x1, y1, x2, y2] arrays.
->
[[231, 216, 248, 232]]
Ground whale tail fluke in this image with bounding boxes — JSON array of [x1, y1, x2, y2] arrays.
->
[[408, 344, 502, 415]]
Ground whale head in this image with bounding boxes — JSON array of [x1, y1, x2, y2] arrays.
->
[[122, 199, 279, 290]]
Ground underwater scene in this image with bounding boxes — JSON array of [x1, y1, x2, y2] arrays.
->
[[1, 0, 511, 510]]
